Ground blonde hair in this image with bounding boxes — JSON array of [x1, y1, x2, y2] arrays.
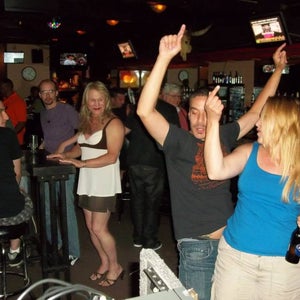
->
[[260, 97, 300, 202], [79, 81, 113, 133]]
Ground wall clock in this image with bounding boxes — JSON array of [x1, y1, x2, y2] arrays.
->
[[178, 70, 189, 82], [21, 66, 37, 81]]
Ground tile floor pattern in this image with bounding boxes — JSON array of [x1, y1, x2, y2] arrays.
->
[[8, 200, 179, 300]]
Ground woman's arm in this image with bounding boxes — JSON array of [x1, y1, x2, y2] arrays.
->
[[54, 133, 79, 154], [59, 118, 125, 169], [237, 43, 287, 139], [204, 91, 252, 180], [47, 143, 82, 160]]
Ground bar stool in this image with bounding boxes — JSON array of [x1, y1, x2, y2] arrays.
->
[[0, 222, 30, 299]]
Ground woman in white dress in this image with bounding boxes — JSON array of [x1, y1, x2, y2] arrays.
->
[[48, 81, 125, 287]]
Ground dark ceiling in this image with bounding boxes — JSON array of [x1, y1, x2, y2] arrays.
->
[[1, 0, 300, 65]]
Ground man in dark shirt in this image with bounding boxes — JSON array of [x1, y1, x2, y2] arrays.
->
[[136, 25, 287, 300], [126, 99, 179, 250]]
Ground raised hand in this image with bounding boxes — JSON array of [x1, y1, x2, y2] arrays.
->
[[158, 24, 186, 60], [205, 85, 223, 122], [273, 43, 287, 70]]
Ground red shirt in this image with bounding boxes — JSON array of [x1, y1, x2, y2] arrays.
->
[[3, 92, 27, 145], [178, 107, 189, 131]]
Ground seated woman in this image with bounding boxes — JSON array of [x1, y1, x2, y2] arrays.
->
[[0, 100, 33, 267]]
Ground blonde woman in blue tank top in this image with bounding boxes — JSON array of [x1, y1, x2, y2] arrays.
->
[[204, 91, 300, 299]]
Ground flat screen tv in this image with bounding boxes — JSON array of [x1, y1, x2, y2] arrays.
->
[[59, 53, 88, 66], [4, 51, 24, 63], [117, 40, 137, 59], [250, 13, 291, 46]]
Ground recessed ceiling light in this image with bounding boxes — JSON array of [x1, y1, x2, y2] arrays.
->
[[106, 19, 119, 26], [76, 30, 86, 35]]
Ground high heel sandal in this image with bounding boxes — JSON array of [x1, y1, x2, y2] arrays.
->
[[99, 269, 125, 287], [90, 270, 108, 281]]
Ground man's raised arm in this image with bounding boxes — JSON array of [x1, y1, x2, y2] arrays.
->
[[137, 24, 185, 146]]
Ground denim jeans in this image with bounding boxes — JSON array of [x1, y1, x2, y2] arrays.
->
[[177, 238, 219, 300], [44, 174, 80, 258], [128, 165, 165, 247]]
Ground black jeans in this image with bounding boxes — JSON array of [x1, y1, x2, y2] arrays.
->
[[128, 165, 165, 247]]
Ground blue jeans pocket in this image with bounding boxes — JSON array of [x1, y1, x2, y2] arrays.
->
[[177, 240, 219, 300]]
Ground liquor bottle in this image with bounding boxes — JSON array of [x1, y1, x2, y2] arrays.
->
[[285, 225, 300, 264], [212, 72, 216, 84], [234, 71, 239, 84], [228, 72, 232, 84]]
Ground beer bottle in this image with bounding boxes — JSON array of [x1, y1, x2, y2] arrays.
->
[[285, 225, 300, 264]]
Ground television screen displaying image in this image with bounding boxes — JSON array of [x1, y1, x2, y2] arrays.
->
[[59, 53, 88, 66], [250, 14, 291, 45], [4, 52, 24, 63], [117, 41, 137, 59]]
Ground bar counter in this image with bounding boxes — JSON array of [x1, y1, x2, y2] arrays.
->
[[24, 149, 76, 281]]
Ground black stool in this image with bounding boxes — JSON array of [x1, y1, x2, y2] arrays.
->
[[0, 222, 30, 299]]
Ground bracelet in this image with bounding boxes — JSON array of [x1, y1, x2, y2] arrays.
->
[[82, 160, 87, 168]]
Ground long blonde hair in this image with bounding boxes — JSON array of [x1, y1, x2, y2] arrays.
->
[[260, 96, 300, 202], [78, 81, 113, 133]]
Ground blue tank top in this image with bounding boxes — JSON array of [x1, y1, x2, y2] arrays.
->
[[224, 142, 300, 256]]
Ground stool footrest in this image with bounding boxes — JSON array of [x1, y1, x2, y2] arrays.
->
[[0, 223, 31, 298]]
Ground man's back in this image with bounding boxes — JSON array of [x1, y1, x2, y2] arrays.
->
[[126, 100, 179, 167]]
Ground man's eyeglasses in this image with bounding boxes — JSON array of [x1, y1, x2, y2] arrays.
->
[[40, 89, 56, 95]]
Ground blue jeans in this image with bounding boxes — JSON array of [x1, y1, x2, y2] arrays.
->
[[44, 174, 80, 258], [177, 238, 219, 300]]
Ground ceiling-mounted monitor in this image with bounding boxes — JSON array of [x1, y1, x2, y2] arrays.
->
[[117, 40, 137, 59], [249, 12, 291, 46], [59, 53, 88, 67]]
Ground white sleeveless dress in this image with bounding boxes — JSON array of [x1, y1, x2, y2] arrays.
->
[[77, 119, 121, 211]]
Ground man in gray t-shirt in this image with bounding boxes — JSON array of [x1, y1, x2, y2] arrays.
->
[[39, 79, 80, 265]]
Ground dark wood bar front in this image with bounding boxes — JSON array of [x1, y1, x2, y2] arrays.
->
[[24, 149, 76, 281]]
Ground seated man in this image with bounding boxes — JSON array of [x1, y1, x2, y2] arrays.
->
[[0, 100, 33, 267]]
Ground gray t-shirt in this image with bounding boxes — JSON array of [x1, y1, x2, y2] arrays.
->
[[161, 122, 239, 240], [40, 102, 79, 153]]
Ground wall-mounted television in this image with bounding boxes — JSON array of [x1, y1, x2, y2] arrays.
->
[[59, 53, 88, 66], [250, 12, 291, 46], [4, 51, 24, 63], [117, 40, 137, 59]]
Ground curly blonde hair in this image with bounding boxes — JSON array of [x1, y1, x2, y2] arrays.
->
[[260, 96, 300, 202]]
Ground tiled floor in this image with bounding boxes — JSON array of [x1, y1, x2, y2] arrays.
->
[[9, 199, 179, 300]]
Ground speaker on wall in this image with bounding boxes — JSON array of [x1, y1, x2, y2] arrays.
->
[[31, 49, 43, 63]]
